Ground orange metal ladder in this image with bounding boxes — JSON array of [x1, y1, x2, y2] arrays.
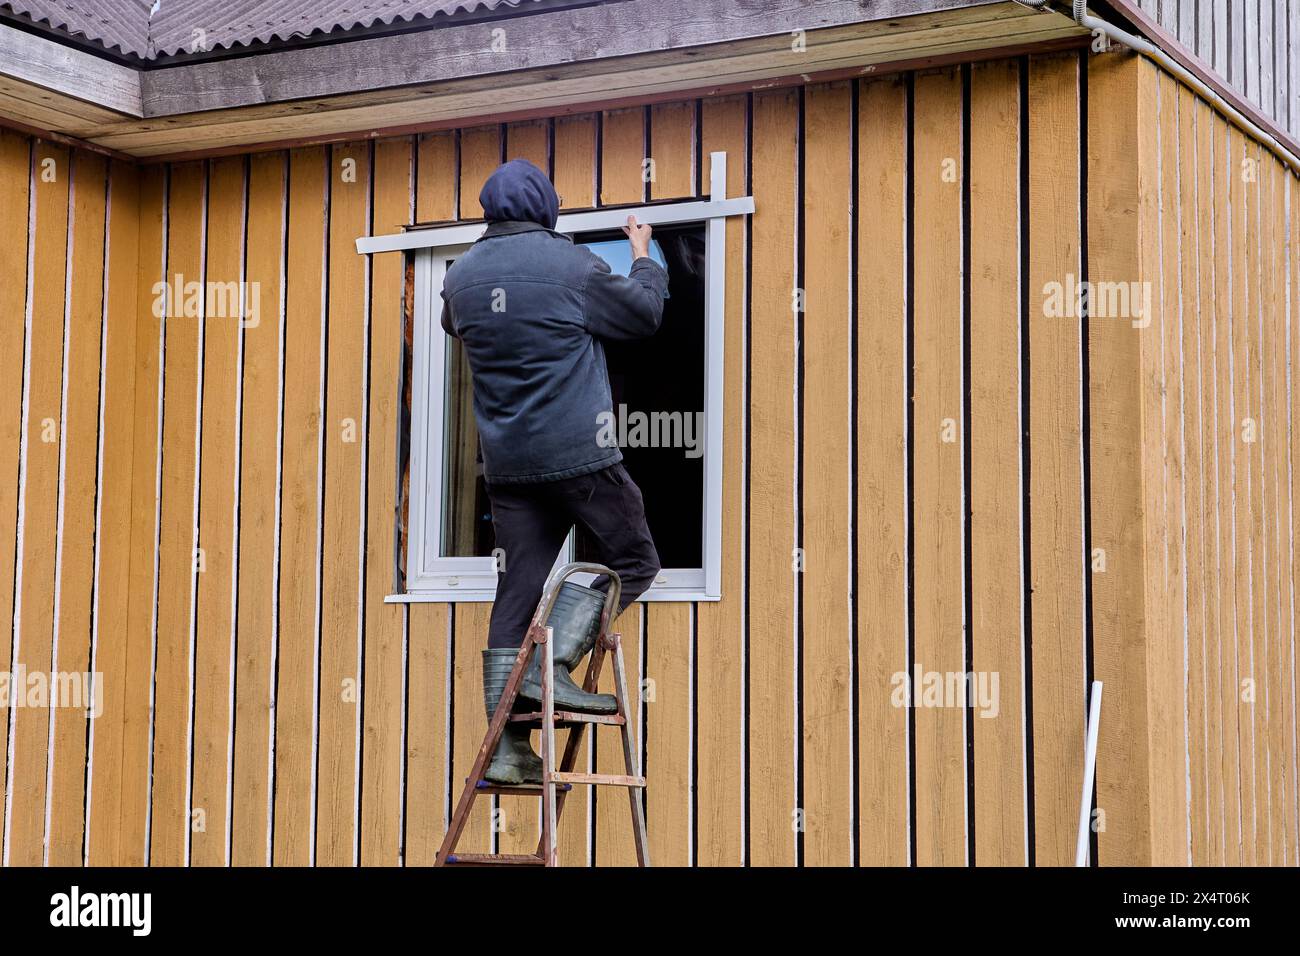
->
[[434, 563, 650, 867]]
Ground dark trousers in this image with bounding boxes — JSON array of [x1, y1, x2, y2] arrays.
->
[[485, 462, 661, 649]]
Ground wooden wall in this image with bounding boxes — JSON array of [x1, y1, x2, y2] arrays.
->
[[0, 48, 1296, 866], [1108, 55, 1300, 866]]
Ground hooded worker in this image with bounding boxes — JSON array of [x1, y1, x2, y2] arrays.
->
[[440, 158, 666, 785]]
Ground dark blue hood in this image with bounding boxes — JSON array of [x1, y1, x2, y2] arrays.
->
[[479, 159, 560, 229]]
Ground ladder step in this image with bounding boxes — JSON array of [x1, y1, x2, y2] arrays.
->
[[445, 853, 545, 866], [551, 771, 645, 788], [474, 780, 572, 795], [510, 710, 625, 725]]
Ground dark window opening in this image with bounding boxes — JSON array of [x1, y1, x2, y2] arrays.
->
[[574, 221, 707, 571]]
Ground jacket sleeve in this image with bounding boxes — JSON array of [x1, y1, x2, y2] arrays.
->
[[582, 255, 669, 340], [440, 290, 459, 338]]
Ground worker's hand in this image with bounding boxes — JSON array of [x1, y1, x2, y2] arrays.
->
[[622, 215, 652, 261]]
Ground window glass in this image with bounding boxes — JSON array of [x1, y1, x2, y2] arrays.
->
[[580, 237, 668, 277], [441, 333, 496, 558]]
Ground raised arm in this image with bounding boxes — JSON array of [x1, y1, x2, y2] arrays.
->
[[582, 215, 668, 340]]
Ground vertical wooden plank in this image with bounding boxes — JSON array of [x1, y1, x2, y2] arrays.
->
[[601, 107, 646, 206], [0, 130, 30, 858], [695, 93, 747, 867], [404, 602, 449, 865], [1290, 2, 1299, 139], [230, 151, 284, 866], [644, 602, 691, 866], [1028, 54, 1086, 867], [272, 146, 327, 867], [1290, 166, 1300, 867], [114, 163, 164, 867], [416, 131, 457, 223], [457, 125, 500, 220], [1265, 154, 1293, 866], [316, 141, 370, 866], [553, 114, 596, 211], [801, 81, 853, 866], [746, 87, 799, 868], [504, 119, 548, 172], [593, 104, 651, 869], [649, 102, 695, 200], [6, 142, 68, 865], [449, 604, 493, 854], [1250, 142, 1273, 865], [359, 136, 413, 866], [856, 76, 910, 867], [150, 160, 203, 867], [1261, 1, 1275, 120], [1178, 0, 1195, 50], [1245, 0, 1260, 107], [1275, 0, 1288, 128], [86, 159, 141, 866], [1281, 165, 1299, 866], [1256, 149, 1283, 866], [1195, 98, 1226, 866], [1244, 135, 1269, 864], [47, 152, 107, 865], [1229, 125, 1257, 865], [912, 67, 966, 867], [1154, 71, 1190, 866], [1175, 84, 1210, 867], [969, 58, 1027, 867], [1197, 0, 1213, 66], [1217, 117, 1244, 866], [190, 156, 244, 866], [1089, 52, 1155, 867], [1214, 0, 1229, 81], [1231, 0, 1247, 92]]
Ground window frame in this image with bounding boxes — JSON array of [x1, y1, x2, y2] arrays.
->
[[374, 152, 750, 604]]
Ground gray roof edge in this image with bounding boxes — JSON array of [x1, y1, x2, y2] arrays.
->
[[0, 0, 599, 62]]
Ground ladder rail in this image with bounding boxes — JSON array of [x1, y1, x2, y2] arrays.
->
[[435, 561, 649, 868], [435, 636, 535, 867]]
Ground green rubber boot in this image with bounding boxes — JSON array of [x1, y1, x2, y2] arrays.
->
[[519, 581, 618, 715], [481, 649, 543, 786]]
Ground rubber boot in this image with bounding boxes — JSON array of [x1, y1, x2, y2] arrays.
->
[[520, 581, 618, 714], [481, 649, 543, 786]]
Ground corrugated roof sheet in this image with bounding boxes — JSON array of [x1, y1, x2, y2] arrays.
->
[[0, 0, 152, 57], [0, 0, 560, 59]]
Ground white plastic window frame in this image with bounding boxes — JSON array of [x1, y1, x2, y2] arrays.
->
[[374, 151, 751, 603]]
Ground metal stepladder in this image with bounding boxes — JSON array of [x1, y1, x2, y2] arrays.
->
[[435, 562, 650, 867]]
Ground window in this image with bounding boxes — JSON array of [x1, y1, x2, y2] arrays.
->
[[374, 152, 751, 603]]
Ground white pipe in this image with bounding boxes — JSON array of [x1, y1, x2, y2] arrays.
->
[[1014, 1, 1300, 176], [1075, 680, 1103, 866]]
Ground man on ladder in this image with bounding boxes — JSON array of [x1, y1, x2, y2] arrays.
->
[[440, 158, 666, 787]]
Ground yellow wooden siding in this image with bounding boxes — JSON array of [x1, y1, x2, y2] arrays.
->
[[2, 49, 1300, 867], [856, 76, 910, 867]]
